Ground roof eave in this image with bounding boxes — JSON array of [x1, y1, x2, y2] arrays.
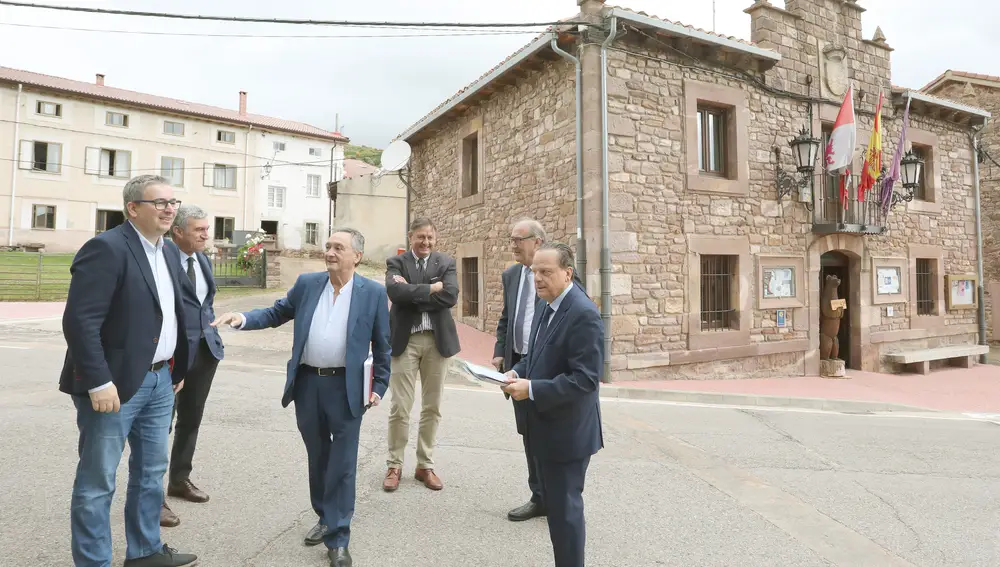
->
[[398, 31, 557, 143], [0, 78, 348, 144], [607, 7, 781, 70], [893, 88, 991, 126]]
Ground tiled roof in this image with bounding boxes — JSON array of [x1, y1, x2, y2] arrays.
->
[[0, 66, 348, 143], [343, 158, 377, 179], [607, 5, 759, 48], [921, 69, 1000, 93]]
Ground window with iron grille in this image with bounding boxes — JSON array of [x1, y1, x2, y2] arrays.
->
[[461, 257, 479, 317], [916, 258, 935, 315], [700, 255, 737, 331]]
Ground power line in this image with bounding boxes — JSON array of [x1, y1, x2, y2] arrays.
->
[[0, 155, 346, 173], [0, 1, 585, 28], [0, 22, 544, 39]]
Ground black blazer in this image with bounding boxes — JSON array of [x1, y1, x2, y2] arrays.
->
[[511, 284, 604, 463], [178, 251, 224, 367], [385, 251, 461, 358], [60, 222, 190, 405]]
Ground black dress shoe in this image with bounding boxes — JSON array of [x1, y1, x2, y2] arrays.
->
[[122, 544, 197, 566], [304, 522, 330, 546], [328, 547, 352, 567], [507, 500, 546, 521]]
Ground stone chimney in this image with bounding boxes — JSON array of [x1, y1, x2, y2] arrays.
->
[[95, 74, 105, 86], [578, 0, 605, 17], [239, 91, 247, 116]]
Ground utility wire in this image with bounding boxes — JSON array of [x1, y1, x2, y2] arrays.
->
[[0, 155, 347, 173], [0, 22, 540, 38], [0, 1, 586, 28]]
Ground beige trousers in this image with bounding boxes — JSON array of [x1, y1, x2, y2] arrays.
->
[[386, 331, 450, 470]]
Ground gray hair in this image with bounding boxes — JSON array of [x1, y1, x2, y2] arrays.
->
[[171, 204, 207, 232], [331, 226, 365, 258], [513, 218, 546, 241], [123, 174, 170, 209], [538, 241, 574, 270]]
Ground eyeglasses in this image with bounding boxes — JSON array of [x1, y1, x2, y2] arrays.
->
[[134, 199, 181, 211]]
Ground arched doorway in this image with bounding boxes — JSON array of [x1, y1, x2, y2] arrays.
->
[[820, 251, 853, 368]]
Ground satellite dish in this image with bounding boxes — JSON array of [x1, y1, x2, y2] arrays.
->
[[380, 140, 412, 172]]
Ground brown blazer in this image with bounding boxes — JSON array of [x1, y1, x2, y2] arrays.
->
[[385, 250, 461, 358]]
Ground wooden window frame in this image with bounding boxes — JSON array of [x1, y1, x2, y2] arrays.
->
[[31, 204, 56, 230], [905, 129, 942, 215], [683, 80, 749, 196], [456, 118, 485, 209]]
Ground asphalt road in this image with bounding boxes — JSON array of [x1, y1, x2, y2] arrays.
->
[[2, 300, 999, 567]]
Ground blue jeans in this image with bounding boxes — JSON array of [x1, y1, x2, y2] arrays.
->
[[70, 367, 174, 567]]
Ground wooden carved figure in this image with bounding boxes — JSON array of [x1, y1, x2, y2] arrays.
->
[[819, 274, 845, 360]]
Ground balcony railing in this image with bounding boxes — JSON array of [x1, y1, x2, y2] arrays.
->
[[812, 174, 888, 235]]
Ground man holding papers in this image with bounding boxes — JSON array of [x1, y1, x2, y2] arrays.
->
[[211, 227, 390, 567], [502, 242, 604, 567]]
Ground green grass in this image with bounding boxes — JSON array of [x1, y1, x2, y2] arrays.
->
[[0, 252, 74, 301]]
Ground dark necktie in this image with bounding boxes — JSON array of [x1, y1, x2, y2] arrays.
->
[[513, 267, 531, 350], [417, 257, 425, 280], [186, 257, 196, 286], [534, 305, 554, 348]]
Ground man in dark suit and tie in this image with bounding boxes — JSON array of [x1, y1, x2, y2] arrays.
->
[[382, 218, 460, 492], [212, 227, 390, 567], [502, 242, 604, 567], [60, 174, 197, 567], [159, 204, 225, 527]]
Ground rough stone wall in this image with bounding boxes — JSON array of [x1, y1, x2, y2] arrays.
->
[[605, 31, 980, 380], [407, 57, 578, 332], [930, 81, 999, 342]]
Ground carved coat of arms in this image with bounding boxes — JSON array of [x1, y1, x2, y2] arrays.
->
[[822, 45, 849, 97]]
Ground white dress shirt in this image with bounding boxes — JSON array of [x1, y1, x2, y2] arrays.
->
[[90, 221, 177, 393], [515, 282, 573, 401], [513, 265, 536, 355], [410, 250, 434, 334], [300, 278, 352, 368], [179, 250, 208, 306]]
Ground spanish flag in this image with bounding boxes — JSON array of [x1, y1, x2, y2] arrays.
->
[[858, 90, 884, 202]]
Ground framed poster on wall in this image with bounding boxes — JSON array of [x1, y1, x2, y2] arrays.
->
[[875, 266, 901, 295], [945, 274, 978, 310]]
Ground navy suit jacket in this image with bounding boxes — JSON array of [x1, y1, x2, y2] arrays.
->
[[511, 283, 604, 463], [240, 271, 391, 417], [59, 221, 190, 405], [177, 251, 224, 367]]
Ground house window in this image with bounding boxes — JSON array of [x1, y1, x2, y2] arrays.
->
[[305, 222, 319, 245], [96, 210, 124, 234], [18, 141, 62, 173], [462, 131, 479, 197], [267, 186, 286, 208], [915, 258, 936, 315], [204, 163, 236, 189], [911, 144, 929, 201], [697, 105, 727, 176], [32, 205, 55, 229], [163, 121, 185, 136], [36, 101, 61, 117], [84, 148, 130, 178], [309, 148, 323, 157], [273, 141, 286, 152], [700, 255, 736, 331], [105, 111, 128, 127], [161, 157, 184, 187], [461, 257, 479, 317], [306, 174, 321, 197], [217, 130, 235, 144], [214, 217, 235, 241]]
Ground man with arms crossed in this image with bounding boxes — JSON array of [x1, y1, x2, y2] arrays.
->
[[212, 228, 390, 567], [160, 205, 225, 527], [382, 218, 460, 492], [60, 174, 196, 567], [502, 242, 604, 567]]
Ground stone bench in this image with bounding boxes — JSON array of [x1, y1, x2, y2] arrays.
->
[[884, 344, 989, 375]]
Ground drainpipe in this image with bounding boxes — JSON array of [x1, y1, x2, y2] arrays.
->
[[242, 124, 253, 230], [599, 17, 618, 383], [7, 83, 22, 247], [551, 36, 586, 277], [971, 121, 988, 363]]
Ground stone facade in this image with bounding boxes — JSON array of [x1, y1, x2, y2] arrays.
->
[[399, 0, 987, 380]]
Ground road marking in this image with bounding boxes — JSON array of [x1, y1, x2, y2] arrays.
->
[[0, 316, 62, 326], [0, 345, 29, 350]]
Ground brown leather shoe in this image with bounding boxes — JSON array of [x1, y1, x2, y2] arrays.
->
[[382, 468, 401, 492], [168, 479, 209, 503], [160, 502, 180, 528], [414, 468, 443, 491]]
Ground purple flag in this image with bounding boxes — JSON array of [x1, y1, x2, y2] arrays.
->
[[880, 96, 911, 215]]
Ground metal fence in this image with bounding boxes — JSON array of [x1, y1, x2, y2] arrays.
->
[[208, 248, 267, 288]]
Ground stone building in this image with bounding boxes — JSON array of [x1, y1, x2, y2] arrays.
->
[[920, 70, 1000, 342], [396, 0, 990, 380]]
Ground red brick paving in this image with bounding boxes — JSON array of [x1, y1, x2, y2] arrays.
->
[[0, 302, 65, 321]]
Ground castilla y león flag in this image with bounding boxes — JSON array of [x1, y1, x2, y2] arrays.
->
[[825, 85, 856, 208], [858, 90, 884, 202]]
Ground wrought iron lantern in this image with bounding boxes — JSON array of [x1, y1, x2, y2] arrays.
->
[[900, 150, 924, 191], [776, 126, 822, 209]]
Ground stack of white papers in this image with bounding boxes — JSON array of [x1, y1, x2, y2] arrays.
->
[[461, 360, 509, 386]]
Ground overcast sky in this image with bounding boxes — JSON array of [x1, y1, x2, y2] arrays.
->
[[0, 0, 996, 148]]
